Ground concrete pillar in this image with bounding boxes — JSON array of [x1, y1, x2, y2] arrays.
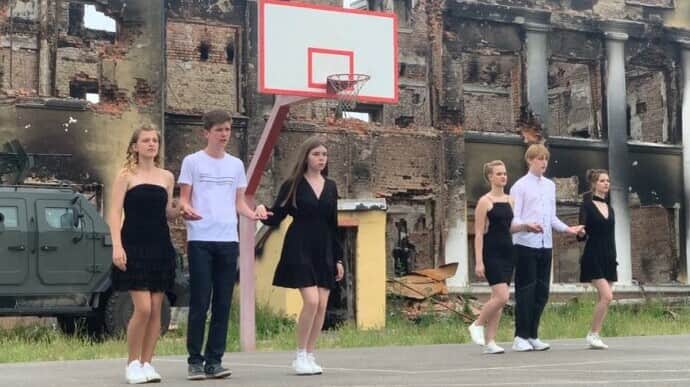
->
[[604, 30, 632, 285], [525, 23, 551, 133], [38, 0, 51, 96], [680, 43, 690, 284]]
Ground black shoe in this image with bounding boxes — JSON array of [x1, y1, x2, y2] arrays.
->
[[205, 364, 232, 379], [187, 363, 206, 381]]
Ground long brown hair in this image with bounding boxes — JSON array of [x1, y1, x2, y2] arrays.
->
[[586, 168, 609, 192], [123, 124, 162, 172], [282, 135, 329, 207]]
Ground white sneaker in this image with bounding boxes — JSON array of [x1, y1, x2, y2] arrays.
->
[[468, 322, 485, 346], [307, 353, 323, 374], [483, 341, 505, 354], [528, 338, 551, 351], [125, 360, 147, 384], [512, 337, 534, 352], [292, 351, 313, 375], [141, 362, 162, 383], [586, 332, 608, 349]]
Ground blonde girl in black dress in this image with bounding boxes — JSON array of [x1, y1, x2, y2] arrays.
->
[[255, 136, 344, 375], [576, 169, 616, 350], [468, 160, 541, 354], [108, 125, 177, 384]]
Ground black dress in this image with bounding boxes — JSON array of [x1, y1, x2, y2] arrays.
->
[[482, 201, 515, 286], [578, 194, 617, 282], [111, 184, 176, 292], [262, 178, 342, 289]]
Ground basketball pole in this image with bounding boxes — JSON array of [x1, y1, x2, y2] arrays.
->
[[239, 95, 312, 351]]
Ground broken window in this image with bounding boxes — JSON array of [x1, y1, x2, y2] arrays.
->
[[393, 0, 412, 28], [67, 3, 117, 40], [83, 5, 116, 32], [626, 69, 668, 143], [225, 42, 235, 64], [548, 62, 598, 139], [198, 41, 211, 61], [341, 104, 382, 123], [69, 80, 98, 102]]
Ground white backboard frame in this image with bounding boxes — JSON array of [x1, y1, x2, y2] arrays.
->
[[258, 0, 399, 104]]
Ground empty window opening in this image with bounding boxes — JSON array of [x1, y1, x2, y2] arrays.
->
[[226, 42, 235, 64], [70, 80, 99, 101], [344, 0, 368, 9], [399, 63, 407, 77], [343, 111, 371, 122], [83, 5, 116, 32], [68, 4, 84, 35], [199, 41, 211, 61], [394, 0, 412, 27], [85, 93, 100, 104], [395, 116, 414, 128], [341, 104, 383, 123]]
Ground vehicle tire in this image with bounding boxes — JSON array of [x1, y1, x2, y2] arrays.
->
[[57, 316, 80, 335], [103, 291, 171, 337]]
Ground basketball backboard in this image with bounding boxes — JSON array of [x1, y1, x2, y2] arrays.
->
[[258, 0, 398, 104]]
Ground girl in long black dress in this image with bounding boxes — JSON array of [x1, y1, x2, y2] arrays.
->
[[576, 169, 616, 350], [108, 125, 178, 384], [468, 161, 542, 354], [255, 136, 344, 375]]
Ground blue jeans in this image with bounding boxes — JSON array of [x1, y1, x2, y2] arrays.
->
[[186, 241, 238, 367]]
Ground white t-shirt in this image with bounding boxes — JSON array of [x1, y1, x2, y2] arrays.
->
[[178, 150, 248, 242]]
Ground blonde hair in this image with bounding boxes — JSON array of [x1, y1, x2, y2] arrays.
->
[[524, 143, 550, 163], [483, 160, 505, 184], [586, 169, 609, 191], [123, 124, 162, 173]]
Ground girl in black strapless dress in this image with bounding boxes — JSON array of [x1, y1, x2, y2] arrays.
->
[[467, 160, 541, 354], [576, 169, 616, 350], [108, 125, 177, 384]]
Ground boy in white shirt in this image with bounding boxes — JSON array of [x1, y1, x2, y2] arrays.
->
[[178, 110, 262, 379], [510, 144, 583, 352]]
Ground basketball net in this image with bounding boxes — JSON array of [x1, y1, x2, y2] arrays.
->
[[327, 73, 370, 113]]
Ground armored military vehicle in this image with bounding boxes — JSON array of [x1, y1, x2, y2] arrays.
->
[[0, 140, 188, 336]]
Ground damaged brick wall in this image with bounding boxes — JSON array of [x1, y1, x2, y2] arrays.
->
[[631, 206, 678, 283], [1, 3, 40, 95], [443, 17, 523, 135], [166, 20, 239, 114], [1, 0, 164, 203]]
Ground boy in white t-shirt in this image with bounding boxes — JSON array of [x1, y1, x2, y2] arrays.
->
[[178, 110, 262, 380]]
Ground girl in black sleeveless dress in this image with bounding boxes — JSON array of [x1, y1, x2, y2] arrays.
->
[[468, 160, 542, 354], [482, 200, 514, 286], [255, 136, 344, 375], [576, 169, 616, 350], [108, 125, 177, 384]]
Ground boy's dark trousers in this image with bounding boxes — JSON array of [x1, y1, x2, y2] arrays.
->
[[186, 241, 239, 368], [514, 245, 552, 339]]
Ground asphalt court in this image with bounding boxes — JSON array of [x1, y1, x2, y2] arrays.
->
[[2, 334, 690, 386]]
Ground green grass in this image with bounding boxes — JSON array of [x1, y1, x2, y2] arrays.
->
[[2, 296, 690, 363]]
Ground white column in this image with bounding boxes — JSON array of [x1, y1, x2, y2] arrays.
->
[[525, 23, 551, 131], [604, 31, 633, 285], [445, 213, 469, 288], [680, 44, 690, 284]]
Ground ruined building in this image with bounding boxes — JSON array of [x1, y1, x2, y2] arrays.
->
[[1, 0, 690, 293]]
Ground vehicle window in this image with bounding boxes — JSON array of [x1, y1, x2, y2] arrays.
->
[[0, 207, 19, 228], [45, 207, 78, 229]]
